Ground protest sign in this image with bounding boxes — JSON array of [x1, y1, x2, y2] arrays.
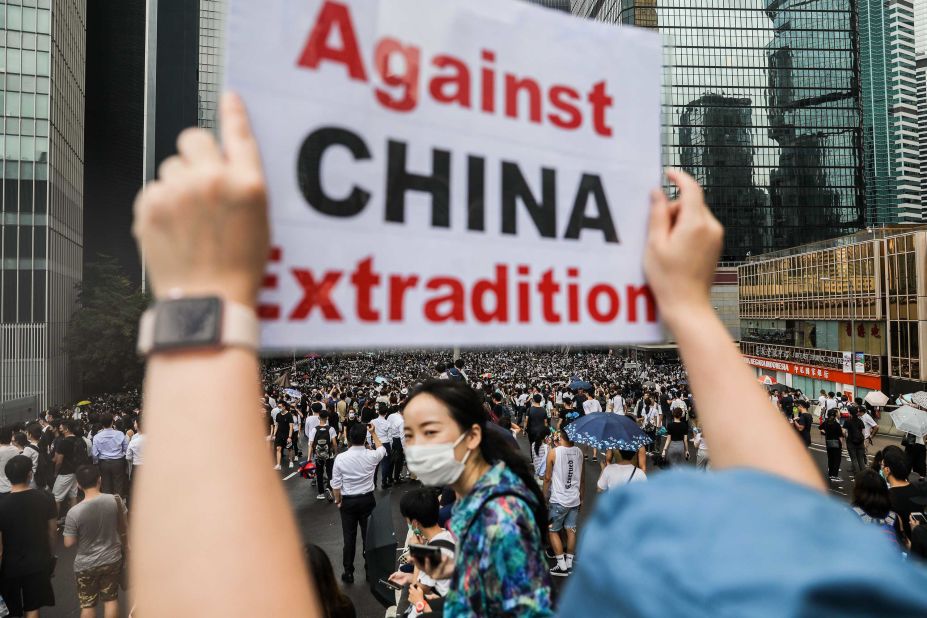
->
[[226, 0, 663, 349]]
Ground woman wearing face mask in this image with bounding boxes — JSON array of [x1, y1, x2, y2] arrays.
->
[[403, 380, 553, 617]]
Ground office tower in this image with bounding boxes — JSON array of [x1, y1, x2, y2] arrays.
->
[[573, 1, 864, 261], [859, 0, 921, 224], [198, 0, 225, 129], [680, 94, 771, 259], [1, 0, 86, 409], [84, 0, 146, 284], [524, 0, 572, 11], [916, 0, 927, 220]]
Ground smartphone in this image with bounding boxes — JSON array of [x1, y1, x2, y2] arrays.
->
[[378, 578, 402, 591], [409, 543, 443, 564], [913, 513, 927, 525]]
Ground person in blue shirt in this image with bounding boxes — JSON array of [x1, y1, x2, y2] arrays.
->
[[558, 170, 927, 616]]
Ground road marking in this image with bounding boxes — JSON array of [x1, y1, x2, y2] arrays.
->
[[283, 471, 299, 481]]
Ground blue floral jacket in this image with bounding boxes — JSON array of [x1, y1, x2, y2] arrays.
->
[[444, 462, 553, 617]]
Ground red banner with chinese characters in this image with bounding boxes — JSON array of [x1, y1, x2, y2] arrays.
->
[[744, 355, 882, 390]]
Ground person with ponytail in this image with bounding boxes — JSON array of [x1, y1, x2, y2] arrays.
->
[[402, 380, 553, 617]]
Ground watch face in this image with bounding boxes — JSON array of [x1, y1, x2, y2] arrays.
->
[[153, 297, 222, 351]]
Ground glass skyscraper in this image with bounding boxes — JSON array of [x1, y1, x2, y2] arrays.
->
[[859, 0, 920, 224], [573, 1, 864, 262], [1, 0, 85, 409], [198, 0, 225, 129]]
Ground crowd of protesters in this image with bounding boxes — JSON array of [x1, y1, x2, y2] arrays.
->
[[0, 405, 140, 616]]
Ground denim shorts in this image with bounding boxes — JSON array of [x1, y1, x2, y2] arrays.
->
[[549, 502, 579, 532]]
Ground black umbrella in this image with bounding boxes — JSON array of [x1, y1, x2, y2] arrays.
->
[[767, 383, 789, 393], [366, 494, 398, 608]]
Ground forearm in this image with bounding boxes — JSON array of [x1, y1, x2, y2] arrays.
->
[[133, 349, 316, 614], [666, 306, 823, 491]]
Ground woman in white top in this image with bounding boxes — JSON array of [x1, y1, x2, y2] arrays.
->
[[532, 434, 550, 483], [597, 449, 648, 492]]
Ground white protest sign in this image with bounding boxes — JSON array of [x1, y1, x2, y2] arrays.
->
[[226, 0, 663, 350]]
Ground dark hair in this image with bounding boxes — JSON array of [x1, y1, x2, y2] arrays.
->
[[532, 394, 543, 404], [407, 380, 548, 537], [852, 468, 892, 519], [305, 544, 354, 618], [319, 410, 330, 422], [399, 487, 441, 528], [12, 432, 28, 449], [0, 426, 12, 444], [5, 455, 33, 485], [617, 448, 638, 461], [101, 413, 114, 428], [796, 400, 809, 410], [455, 358, 465, 369], [881, 445, 912, 480], [311, 402, 324, 413], [672, 408, 683, 420], [75, 465, 101, 490], [27, 422, 42, 441], [532, 432, 546, 457], [348, 423, 367, 446], [491, 392, 503, 402]]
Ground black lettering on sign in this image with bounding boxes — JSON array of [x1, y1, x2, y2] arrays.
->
[[501, 162, 557, 240], [297, 127, 372, 217], [386, 140, 451, 228]]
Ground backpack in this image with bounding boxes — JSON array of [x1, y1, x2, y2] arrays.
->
[[24, 443, 53, 488], [71, 436, 92, 467], [313, 427, 333, 461], [447, 368, 465, 383]]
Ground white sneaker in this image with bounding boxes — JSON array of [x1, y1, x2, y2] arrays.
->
[[316, 494, 327, 500], [550, 565, 571, 577], [289, 461, 294, 469], [274, 464, 282, 470]]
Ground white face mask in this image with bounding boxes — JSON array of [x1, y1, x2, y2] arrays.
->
[[405, 432, 471, 487]]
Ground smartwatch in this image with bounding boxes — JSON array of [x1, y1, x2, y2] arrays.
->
[[137, 296, 259, 356]]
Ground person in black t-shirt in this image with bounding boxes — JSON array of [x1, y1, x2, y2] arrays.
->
[[0, 455, 57, 617], [880, 446, 927, 542], [822, 410, 844, 482], [844, 407, 868, 475], [791, 401, 813, 447], [526, 394, 549, 445], [274, 405, 295, 471]]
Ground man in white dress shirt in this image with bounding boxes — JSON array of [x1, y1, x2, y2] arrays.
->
[[331, 423, 385, 584]]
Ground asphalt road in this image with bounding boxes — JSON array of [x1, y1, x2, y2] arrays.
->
[[41, 428, 897, 618]]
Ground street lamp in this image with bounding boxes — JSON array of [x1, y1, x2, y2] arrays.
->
[[821, 275, 858, 396]]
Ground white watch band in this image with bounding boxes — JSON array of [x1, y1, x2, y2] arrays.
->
[[137, 299, 260, 356]]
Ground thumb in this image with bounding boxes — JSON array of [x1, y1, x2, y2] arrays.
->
[[647, 189, 671, 243]]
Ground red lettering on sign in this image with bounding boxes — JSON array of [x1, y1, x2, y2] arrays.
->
[[290, 269, 343, 321], [297, 1, 367, 81]]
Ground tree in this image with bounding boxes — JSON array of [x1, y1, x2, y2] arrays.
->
[[68, 255, 150, 395]]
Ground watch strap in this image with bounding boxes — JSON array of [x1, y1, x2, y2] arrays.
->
[[137, 298, 259, 356]]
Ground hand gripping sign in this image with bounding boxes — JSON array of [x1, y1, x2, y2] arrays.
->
[[226, 0, 663, 350]]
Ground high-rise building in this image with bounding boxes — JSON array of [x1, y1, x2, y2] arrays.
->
[[915, 0, 927, 221], [84, 0, 146, 284], [859, 0, 921, 224], [679, 94, 771, 259], [198, 0, 225, 129], [573, 1, 864, 261], [1, 0, 86, 410], [523, 0, 571, 11]]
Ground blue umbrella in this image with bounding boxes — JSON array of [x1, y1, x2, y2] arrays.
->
[[569, 380, 593, 391], [564, 413, 653, 451]]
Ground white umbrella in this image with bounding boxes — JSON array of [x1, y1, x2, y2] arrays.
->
[[890, 406, 927, 437], [864, 391, 889, 407]]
